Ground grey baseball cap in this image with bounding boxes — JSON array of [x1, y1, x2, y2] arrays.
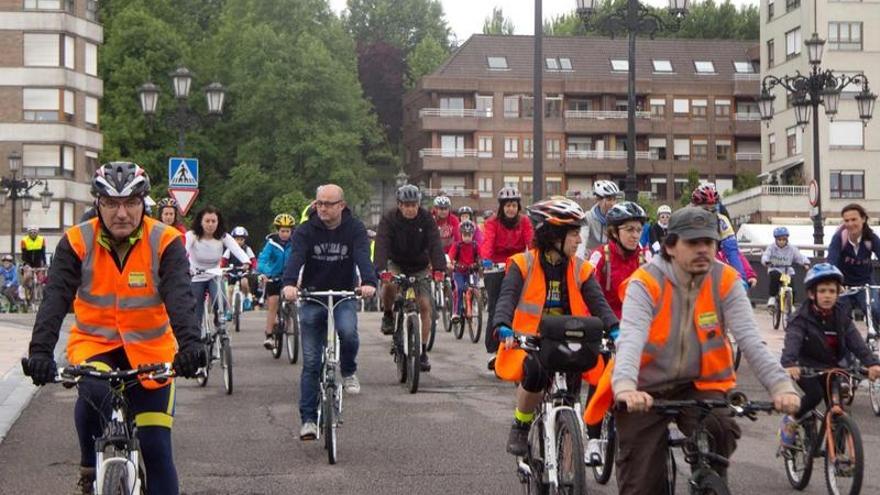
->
[[667, 206, 719, 241]]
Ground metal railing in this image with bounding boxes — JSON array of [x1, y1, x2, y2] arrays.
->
[[419, 148, 479, 158], [735, 112, 762, 121], [418, 108, 490, 118], [421, 188, 484, 198], [565, 149, 657, 160], [733, 73, 760, 81], [564, 110, 651, 120], [735, 152, 762, 161], [723, 184, 809, 205]]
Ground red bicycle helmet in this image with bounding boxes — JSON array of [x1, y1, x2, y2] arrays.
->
[[691, 183, 720, 206]]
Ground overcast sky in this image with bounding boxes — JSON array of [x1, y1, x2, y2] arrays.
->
[[329, 0, 759, 41]]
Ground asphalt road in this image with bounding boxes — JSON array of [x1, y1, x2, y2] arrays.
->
[[1, 310, 879, 495]]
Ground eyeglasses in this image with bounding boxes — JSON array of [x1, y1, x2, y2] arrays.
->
[[98, 198, 142, 211], [314, 200, 343, 208], [618, 225, 642, 235]]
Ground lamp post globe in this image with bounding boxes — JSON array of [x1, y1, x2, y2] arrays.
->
[[40, 183, 53, 211], [137, 82, 160, 116], [8, 151, 22, 173], [856, 88, 877, 123], [170, 66, 193, 100], [805, 33, 825, 66], [205, 82, 226, 115]]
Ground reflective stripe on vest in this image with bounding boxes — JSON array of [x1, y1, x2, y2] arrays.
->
[[630, 261, 738, 392]]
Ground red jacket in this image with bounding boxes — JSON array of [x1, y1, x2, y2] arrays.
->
[[480, 215, 534, 264], [433, 210, 461, 252], [588, 242, 645, 319], [716, 250, 756, 281], [448, 241, 479, 272]]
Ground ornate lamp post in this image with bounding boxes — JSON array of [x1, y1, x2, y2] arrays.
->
[[577, 0, 688, 201], [1, 151, 54, 259]]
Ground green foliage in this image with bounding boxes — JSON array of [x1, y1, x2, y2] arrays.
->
[[728, 172, 761, 195], [344, 0, 452, 54], [483, 7, 515, 35], [679, 168, 701, 207], [406, 35, 448, 88]]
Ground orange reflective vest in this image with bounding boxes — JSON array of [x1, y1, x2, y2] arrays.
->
[[495, 249, 595, 382], [65, 217, 181, 389], [584, 261, 738, 426]]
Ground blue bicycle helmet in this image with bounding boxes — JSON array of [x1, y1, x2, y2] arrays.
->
[[773, 226, 790, 238], [803, 263, 844, 290]]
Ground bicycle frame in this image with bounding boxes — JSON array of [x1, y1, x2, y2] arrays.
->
[[394, 276, 422, 357], [842, 284, 880, 339], [801, 368, 861, 467]]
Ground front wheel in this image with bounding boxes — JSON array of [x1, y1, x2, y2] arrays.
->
[[469, 291, 483, 344], [232, 292, 242, 333], [221, 338, 233, 395], [693, 471, 731, 495], [554, 409, 586, 495], [100, 460, 129, 495], [783, 416, 815, 490], [591, 411, 616, 484], [427, 294, 439, 351], [824, 414, 863, 495], [781, 289, 794, 330], [323, 385, 338, 464], [869, 376, 880, 417], [286, 308, 300, 364], [771, 302, 781, 330], [272, 317, 283, 360], [405, 313, 421, 394]]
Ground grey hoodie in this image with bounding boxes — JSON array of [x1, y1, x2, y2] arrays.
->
[[612, 256, 795, 399]]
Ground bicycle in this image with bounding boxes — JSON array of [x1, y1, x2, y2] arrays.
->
[[779, 366, 869, 495], [514, 316, 604, 495], [452, 266, 483, 343], [195, 267, 234, 395], [429, 276, 452, 350], [768, 264, 796, 330], [227, 267, 249, 333], [21, 358, 175, 495], [298, 288, 360, 465], [20, 265, 47, 313], [390, 274, 427, 394], [589, 337, 616, 485], [841, 284, 880, 415]]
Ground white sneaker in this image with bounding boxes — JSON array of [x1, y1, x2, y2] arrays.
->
[[263, 336, 274, 350], [584, 438, 602, 466], [767, 296, 777, 308], [343, 374, 361, 395], [300, 422, 318, 441]]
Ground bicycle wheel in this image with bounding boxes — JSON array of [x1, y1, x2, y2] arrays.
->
[[452, 292, 465, 340], [592, 411, 616, 484], [693, 471, 731, 495], [783, 416, 815, 490], [323, 384, 338, 464], [221, 337, 233, 395], [870, 374, 880, 417], [100, 460, 129, 495], [525, 416, 549, 495], [470, 292, 483, 344], [232, 292, 242, 333], [554, 409, 586, 495], [771, 302, 781, 330], [666, 445, 677, 494], [395, 312, 407, 384], [405, 313, 421, 394], [427, 293, 438, 351], [197, 338, 212, 387], [272, 316, 283, 360], [442, 283, 452, 334], [824, 414, 863, 495], [781, 290, 794, 330], [286, 309, 300, 364]]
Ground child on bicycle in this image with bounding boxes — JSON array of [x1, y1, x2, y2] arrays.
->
[[1, 254, 22, 309], [257, 213, 294, 350], [779, 263, 880, 447], [448, 221, 480, 325], [762, 226, 810, 308], [222, 226, 258, 313]]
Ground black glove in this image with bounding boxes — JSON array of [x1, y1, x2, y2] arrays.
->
[[173, 343, 207, 379], [27, 354, 57, 386]]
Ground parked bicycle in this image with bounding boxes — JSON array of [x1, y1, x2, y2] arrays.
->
[[22, 358, 175, 495], [390, 274, 427, 394], [769, 264, 795, 330], [841, 285, 880, 415], [299, 288, 360, 465], [195, 267, 234, 395], [452, 266, 483, 344], [780, 366, 869, 495]]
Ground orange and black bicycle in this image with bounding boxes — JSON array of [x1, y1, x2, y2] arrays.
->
[[452, 266, 483, 344]]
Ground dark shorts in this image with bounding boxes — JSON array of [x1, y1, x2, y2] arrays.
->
[[265, 280, 281, 297]]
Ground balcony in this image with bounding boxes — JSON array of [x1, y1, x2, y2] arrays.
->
[[418, 108, 488, 132], [724, 185, 810, 221], [563, 110, 652, 133], [419, 148, 480, 171], [734, 73, 760, 96], [422, 188, 491, 199], [565, 150, 656, 160], [735, 152, 762, 162], [564, 149, 658, 173], [564, 110, 651, 120], [733, 113, 761, 135], [734, 112, 762, 121]]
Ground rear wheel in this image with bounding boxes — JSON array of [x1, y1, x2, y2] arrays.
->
[[771, 301, 781, 329], [427, 291, 439, 351], [591, 411, 616, 484], [395, 312, 407, 384], [100, 460, 129, 495], [323, 384, 338, 464], [272, 314, 283, 359], [469, 291, 483, 344], [232, 292, 242, 333], [693, 471, 731, 495], [405, 313, 421, 394], [221, 338, 233, 395], [824, 414, 863, 495], [554, 409, 586, 495], [781, 289, 794, 330], [783, 416, 815, 490], [286, 307, 300, 364]]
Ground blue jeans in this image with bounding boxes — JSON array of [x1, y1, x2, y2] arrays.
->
[[452, 271, 467, 315], [298, 299, 359, 423], [191, 279, 217, 338], [840, 286, 880, 329]]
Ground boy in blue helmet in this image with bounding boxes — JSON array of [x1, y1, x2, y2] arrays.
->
[[761, 226, 810, 308]]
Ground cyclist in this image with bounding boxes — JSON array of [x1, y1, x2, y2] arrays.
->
[[256, 213, 295, 350], [492, 197, 618, 456], [448, 220, 480, 325], [577, 180, 621, 256], [610, 206, 800, 494], [375, 184, 446, 372], [762, 226, 810, 308], [1, 254, 22, 309], [222, 226, 257, 313], [690, 183, 752, 286], [24, 162, 204, 495], [367, 229, 377, 262], [185, 206, 251, 337], [481, 186, 533, 370], [640, 204, 671, 255], [20, 225, 47, 295], [281, 184, 377, 440], [589, 202, 648, 319], [827, 203, 880, 327], [457, 206, 484, 246], [156, 197, 186, 234], [778, 263, 880, 447], [432, 195, 460, 251]]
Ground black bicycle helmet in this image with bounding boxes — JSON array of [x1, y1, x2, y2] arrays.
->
[[458, 206, 474, 217], [606, 202, 648, 227], [91, 162, 151, 198], [459, 220, 476, 235], [397, 184, 422, 203]]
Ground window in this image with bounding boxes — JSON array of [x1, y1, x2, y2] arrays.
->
[[503, 176, 519, 189], [734, 62, 754, 73], [715, 99, 731, 117], [62, 145, 74, 177], [611, 59, 628, 71], [694, 61, 716, 74], [673, 99, 689, 115], [567, 136, 592, 152], [504, 96, 519, 118], [523, 138, 533, 159], [24, 34, 59, 66], [440, 175, 466, 192], [22, 144, 63, 177], [86, 0, 100, 22], [767, 39, 775, 68], [650, 98, 665, 117], [22, 201, 61, 230], [828, 22, 862, 51], [559, 58, 572, 70], [85, 150, 99, 176], [476, 95, 493, 117], [768, 0, 775, 19], [504, 137, 519, 159], [652, 60, 673, 73], [786, 28, 801, 59], [440, 97, 464, 110], [478, 136, 493, 158], [521, 96, 534, 118], [24, 0, 68, 9], [830, 171, 864, 198], [85, 42, 98, 76], [829, 121, 864, 148], [649, 138, 667, 160], [478, 177, 494, 194], [85, 96, 99, 128], [440, 135, 465, 157], [691, 99, 707, 119], [786, 0, 800, 12], [546, 176, 563, 196], [615, 99, 628, 111], [786, 127, 799, 156], [692, 139, 708, 159], [568, 99, 591, 112], [63, 89, 74, 121], [23, 88, 59, 121], [674, 178, 689, 197], [715, 139, 731, 160], [769, 133, 776, 160], [545, 58, 559, 70], [64, 35, 74, 69], [487, 56, 508, 70], [546, 139, 560, 159], [674, 138, 690, 160], [545, 97, 562, 118]]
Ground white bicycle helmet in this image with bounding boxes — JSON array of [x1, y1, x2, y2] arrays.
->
[[231, 226, 249, 238], [657, 204, 672, 215], [497, 186, 521, 202], [593, 180, 620, 198], [433, 196, 452, 208]]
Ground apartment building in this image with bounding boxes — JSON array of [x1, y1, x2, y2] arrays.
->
[[402, 34, 762, 211], [754, 0, 880, 219], [0, 0, 102, 255]]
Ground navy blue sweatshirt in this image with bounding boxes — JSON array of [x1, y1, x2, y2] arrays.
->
[[827, 227, 880, 286], [282, 208, 378, 291]]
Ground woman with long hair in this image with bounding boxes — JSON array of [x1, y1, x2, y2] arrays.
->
[[827, 203, 880, 327], [156, 197, 186, 233]]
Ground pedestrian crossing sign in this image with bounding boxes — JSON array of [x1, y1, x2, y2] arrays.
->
[[168, 158, 199, 188]]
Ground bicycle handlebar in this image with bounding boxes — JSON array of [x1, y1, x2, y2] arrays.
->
[[299, 289, 362, 298], [797, 366, 870, 379], [21, 358, 175, 384], [615, 392, 777, 421]]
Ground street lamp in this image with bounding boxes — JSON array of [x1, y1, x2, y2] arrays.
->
[[759, 30, 876, 248], [577, 0, 689, 201], [138, 66, 227, 156], [2, 151, 53, 260]]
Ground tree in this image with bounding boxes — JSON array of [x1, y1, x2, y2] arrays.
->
[[357, 41, 406, 145], [729, 171, 761, 195], [345, 0, 451, 55], [483, 7, 515, 35], [406, 34, 448, 88], [679, 168, 701, 207]]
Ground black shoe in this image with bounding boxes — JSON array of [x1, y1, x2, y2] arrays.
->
[[487, 356, 496, 371], [381, 313, 395, 335], [420, 352, 431, 372], [507, 420, 531, 456], [77, 467, 96, 495]]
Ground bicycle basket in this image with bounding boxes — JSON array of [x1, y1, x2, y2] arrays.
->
[[537, 316, 603, 373]]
